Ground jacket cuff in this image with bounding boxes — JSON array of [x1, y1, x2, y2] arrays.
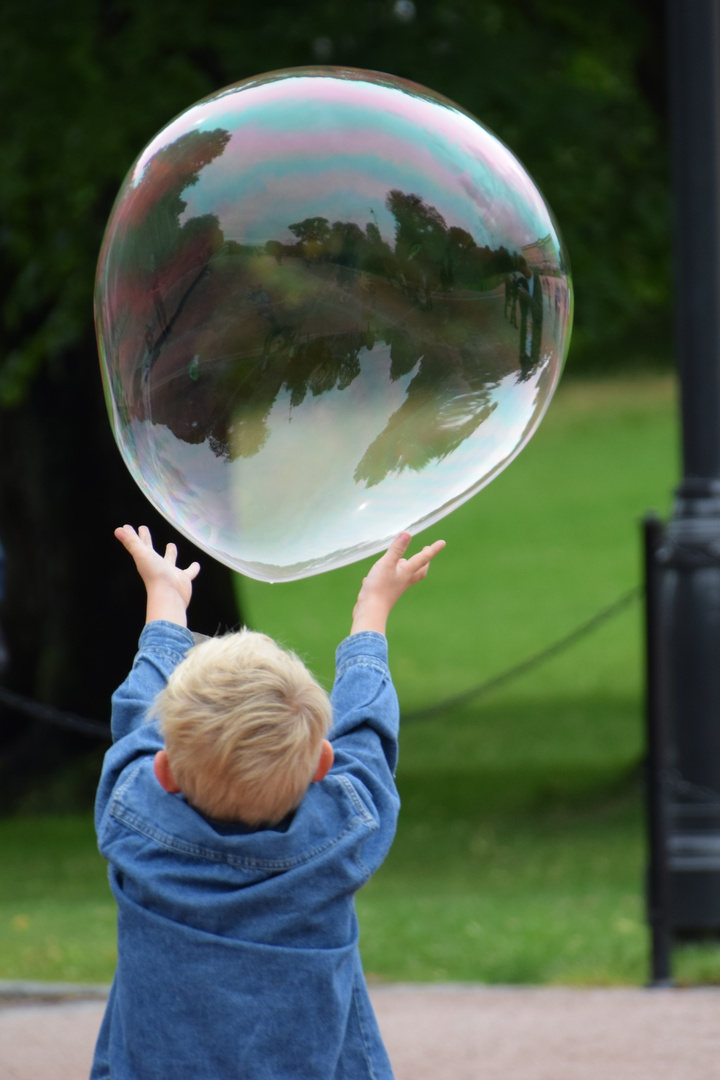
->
[[335, 630, 389, 670], [138, 621, 196, 653]]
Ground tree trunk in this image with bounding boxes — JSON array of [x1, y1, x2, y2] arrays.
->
[[0, 341, 245, 808]]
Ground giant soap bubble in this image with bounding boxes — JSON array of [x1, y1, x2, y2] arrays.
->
[[96, 67, 572, 582]]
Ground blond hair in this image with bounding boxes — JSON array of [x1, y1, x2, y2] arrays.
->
[[151, 630, 332, 826]]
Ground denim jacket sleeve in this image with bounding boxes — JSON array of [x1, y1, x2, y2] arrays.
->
[[96, 622, 195, 837], [110, 621, 195, 742], [327, 631, 401, 871]]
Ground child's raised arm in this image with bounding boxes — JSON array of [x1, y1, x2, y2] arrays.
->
[[350, 532, 445, 637], [115, 524, 200, 627]]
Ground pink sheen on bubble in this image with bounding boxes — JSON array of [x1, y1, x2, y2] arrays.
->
[[95, 67, 573, 582]]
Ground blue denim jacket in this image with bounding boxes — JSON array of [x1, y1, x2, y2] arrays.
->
[[91, 621, 400, 1080]]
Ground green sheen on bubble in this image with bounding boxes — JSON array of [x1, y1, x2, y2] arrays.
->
[[95, 66, 573, 582]]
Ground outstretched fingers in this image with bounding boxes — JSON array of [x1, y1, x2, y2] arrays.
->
[[385, 531, 413, 562], [138, 525, 154, 548], [115, 524, 143, 553], [351, 532, 446, 635], [164, 541, 201, 579], [404, 539, 446, 580], [115, 525, 199, 578], [115, 524, 154, 549]]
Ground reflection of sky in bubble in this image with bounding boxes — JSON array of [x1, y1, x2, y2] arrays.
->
[[98, 68, 572, 581], [129, 73, 554, 252], [228, 366, 542, 567], [170, 76, 555, 253], [126, 356, 548, 576]]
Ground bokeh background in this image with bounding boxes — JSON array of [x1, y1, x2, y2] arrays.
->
[[1, 0, 696, 984]]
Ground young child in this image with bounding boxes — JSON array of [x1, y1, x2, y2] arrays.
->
[[91, 524, 445, 1080]]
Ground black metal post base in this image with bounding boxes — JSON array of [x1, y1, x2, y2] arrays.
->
[[653, 489, 720, 959], [644, 514, 672, 985]]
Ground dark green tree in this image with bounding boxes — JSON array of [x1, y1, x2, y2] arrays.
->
[[0, 0, 670, 806]]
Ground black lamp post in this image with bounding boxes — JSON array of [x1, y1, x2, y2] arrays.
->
[[646, 0, 720, 983]]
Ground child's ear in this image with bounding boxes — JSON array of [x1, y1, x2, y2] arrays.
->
[[154, 750, 182, 794], [311, 740, 334, 783]]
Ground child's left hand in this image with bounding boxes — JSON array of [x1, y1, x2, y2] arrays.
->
[[350, 532, 445, 636], [115, 524, 200, 627]]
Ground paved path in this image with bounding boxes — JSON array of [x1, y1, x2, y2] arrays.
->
[[1, 982, 719, 1079]]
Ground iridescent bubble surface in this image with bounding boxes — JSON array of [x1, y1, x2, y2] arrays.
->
[[95, 67, 572, 582]]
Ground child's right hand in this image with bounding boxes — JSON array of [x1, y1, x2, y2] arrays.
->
[[115, 524, 200, 627], [350, 532, 445, 636]]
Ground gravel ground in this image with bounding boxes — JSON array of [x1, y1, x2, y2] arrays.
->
[[1, 983, 719, 1080]]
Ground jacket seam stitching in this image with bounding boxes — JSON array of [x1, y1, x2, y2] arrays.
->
[[108, 783, 376, 870], [335, 657, 388, 678]]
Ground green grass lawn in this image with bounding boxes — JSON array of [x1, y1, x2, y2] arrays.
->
[[0, 814, 116, 982], [3, 372, 718, 985]]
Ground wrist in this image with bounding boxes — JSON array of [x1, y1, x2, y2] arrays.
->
[[350, 598, 390, 636], [145, 584, 189, 627]]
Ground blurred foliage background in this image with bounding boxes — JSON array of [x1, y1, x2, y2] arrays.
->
[[0, 0, 673, 806], [2, 0, 670, 395]]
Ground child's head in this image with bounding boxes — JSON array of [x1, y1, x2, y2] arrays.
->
[[151, 630, 333, 826]]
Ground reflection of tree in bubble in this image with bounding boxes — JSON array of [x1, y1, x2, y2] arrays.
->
[[100, 129, 554, 488], [98, 128, 231, 420]]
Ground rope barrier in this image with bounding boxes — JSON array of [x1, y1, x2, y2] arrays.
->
[[0, 585, 642, 738], [402, 585, 642, 722], [0, 685, 110, 739]]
